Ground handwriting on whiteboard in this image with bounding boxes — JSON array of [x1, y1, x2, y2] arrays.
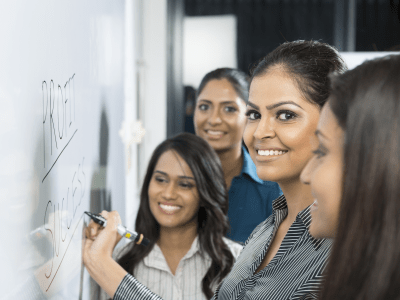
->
[[42, 74, 77, 182], [42, 157, 86, 292]]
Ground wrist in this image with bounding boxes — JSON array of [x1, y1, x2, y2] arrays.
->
[[86, 255, 127, 298]]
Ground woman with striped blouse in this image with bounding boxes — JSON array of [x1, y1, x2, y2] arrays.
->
[[84, 133, 242, 300], [83, 40, 347, 300], [301, 54, 400, 299]]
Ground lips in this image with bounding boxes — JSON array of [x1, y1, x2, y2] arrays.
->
[[310, 199, 318, 212], [204, 129, 225, 139], [257, 149, 288, 156], [159, 203, 181, 214]]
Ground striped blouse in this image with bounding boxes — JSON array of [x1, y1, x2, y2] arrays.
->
[[114, 195, 332, 300], [112, 237, 242, 300]]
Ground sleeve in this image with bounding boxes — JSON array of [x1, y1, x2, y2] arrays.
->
[[114, 274, 164, 300]]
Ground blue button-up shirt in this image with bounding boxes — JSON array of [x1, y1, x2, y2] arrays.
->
[[226, 147, 282, 244]]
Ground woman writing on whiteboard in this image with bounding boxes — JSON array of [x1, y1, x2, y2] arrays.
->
[[193, 68, 282, 244], [84, 133, 242, 300], [84, 40, 347, 299]]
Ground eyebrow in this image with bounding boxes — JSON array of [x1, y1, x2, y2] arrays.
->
[[315, 129, 329, 140], [247, 100, 304, 110], [154, 170, 195, 180], [198, 99, 237, 105]]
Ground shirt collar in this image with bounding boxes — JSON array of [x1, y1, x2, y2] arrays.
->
[[272, 194, 325, 250], [240, 146, 263, 184], [143, 236, 206, 272]]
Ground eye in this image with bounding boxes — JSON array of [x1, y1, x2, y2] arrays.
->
[[224, 106, 237, 113], [277, 110, 297, 121], [245, 109, 261, 120], [312, 145, 327, 159], [198, 104, 209, 111], [179, 181, 195, 189], [154, 176, 167, 183]]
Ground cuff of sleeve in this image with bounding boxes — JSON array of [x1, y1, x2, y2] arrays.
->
[[114, 274, 162, 300]]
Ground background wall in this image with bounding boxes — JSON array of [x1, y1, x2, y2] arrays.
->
[[183, 15, 237, 88]]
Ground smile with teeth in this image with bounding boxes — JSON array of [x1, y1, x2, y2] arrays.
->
[[257, 150, 288, 156], [206, 130, 224, 136], [159, 203, 181, 214]]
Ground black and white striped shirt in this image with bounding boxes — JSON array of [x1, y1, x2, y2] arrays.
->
[[114, 195, 332, 300]]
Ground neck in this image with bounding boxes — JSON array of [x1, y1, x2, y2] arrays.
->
[[216, 143, 243, 189], [157, 221, 198, 252], [277, 177, 314, 222]]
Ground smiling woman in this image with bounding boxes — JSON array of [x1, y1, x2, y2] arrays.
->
[[82, 41, 348, 300], [194, 68, 282, 244], [83, 133, 242, 300]]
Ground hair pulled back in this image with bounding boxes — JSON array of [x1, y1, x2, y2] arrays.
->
[[117, 133, 235, 299], [251, 40, 347, 107]]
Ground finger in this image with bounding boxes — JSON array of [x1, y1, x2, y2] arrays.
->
[[82, 236, 94, 265], [100, 210, 110, 219], [87, 220, 102, 236]]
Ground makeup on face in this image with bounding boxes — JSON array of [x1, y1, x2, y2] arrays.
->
[[148, 150, 200, 230], [243, 70, 320, 183], [194, 79, 247, 152], [300, 103, 345, 239]]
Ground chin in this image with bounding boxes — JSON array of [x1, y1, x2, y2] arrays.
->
[[255, 168, 284, 183], [309, 223, 334, 239]]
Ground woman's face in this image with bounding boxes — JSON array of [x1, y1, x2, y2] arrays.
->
[[300, 103, 345, 239], [148, 150, 200, 230], [194, 79, 247, 152], [243, 69, 320, 183]]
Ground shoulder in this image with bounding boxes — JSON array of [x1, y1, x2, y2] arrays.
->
[[222, 237, 243, 259]]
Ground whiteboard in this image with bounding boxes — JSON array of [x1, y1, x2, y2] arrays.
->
[[0, 1, 126, 299]]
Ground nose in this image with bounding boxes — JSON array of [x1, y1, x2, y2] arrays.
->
[[253, 116, 276, 140], [300, 157, 313, 185], [208, 108, 222, 126], [162, 182, 177, 200]]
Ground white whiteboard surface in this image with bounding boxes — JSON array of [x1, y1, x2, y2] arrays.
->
[[341, 52, 399, 70], [0, 1, 126, 299]]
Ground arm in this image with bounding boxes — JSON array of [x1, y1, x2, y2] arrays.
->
[[82, 211, 164, 300], [82, 211, 127, 298]]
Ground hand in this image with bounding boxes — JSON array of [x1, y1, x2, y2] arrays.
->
[[82, 210, 123, 267], [82, 211, 128, 298]]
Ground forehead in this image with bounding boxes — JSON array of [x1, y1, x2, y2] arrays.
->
[[249, 70, 307, 105], [154, 150, 194, 177], [198, 79, 240, 102], [317, 103, 343, 141]]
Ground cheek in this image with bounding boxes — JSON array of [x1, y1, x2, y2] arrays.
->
[[243, 122, 256, 147], [193, 111, 206, 128], [282, 127, 316, 162], [228, 115, 247, 135], [311, 161, 343, 237], [148, 183, 159, 206]]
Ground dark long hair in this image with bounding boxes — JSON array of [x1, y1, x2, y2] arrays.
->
[[250, 40, 347, 108], [197, 67, 250, 103], [117, 133, 235, 299], [321, 54, 400, 300]]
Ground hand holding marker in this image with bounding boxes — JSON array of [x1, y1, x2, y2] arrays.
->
[[84, 211, 150, 246]]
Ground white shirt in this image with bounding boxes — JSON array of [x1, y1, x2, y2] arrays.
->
[[101, 236, 242, 300]]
